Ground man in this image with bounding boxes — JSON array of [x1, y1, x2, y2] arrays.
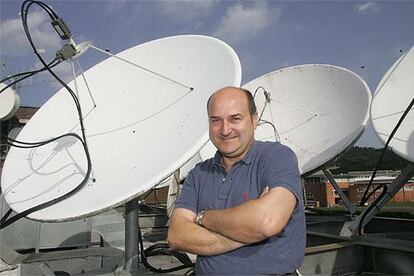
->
[[168, 87, 305, 275]]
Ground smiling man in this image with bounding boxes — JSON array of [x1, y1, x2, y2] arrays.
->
[[168, 87, 306, 275]]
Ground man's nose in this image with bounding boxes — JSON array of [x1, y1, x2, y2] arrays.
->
[[221, 120, 231, 136]]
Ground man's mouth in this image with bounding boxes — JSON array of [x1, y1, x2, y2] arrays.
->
[[220, 136, 238, 141]]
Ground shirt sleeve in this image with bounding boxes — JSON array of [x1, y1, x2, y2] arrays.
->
[[174, 167, 198, 214], [261, 144, 302, 201]]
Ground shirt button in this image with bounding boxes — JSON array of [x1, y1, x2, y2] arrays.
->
[[222, 178, 225, 181]]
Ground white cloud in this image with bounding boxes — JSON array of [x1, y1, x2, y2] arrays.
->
[[354, 2, 381, 15], [48, 61, 74, 90], [1, 16, 31, 57], [0, 10, 62, 58], [159, 0, 218, 22], [31, 59, 78, 93], [212, 2, 280, 44], [0, 9, 73, 99]]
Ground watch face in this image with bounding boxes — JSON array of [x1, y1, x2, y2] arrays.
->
[[196, 211, 204, 226]]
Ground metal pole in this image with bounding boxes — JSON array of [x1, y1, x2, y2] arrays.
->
[[124, 199, 140, 274], [323, 169, 356, 215], [349, 163, 414, 234], [301, 178, 308, 208]]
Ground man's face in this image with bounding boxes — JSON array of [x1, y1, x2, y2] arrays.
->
[[208, 88, 258, 161]]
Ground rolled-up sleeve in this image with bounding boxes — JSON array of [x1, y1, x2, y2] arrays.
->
[[262, 145, 302, 201]]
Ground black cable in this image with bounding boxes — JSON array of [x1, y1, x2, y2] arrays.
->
[[21, 1, 82, 111], [252, 86, 281, 142], [258, 119, 280, 140], [2, 132, 80, 148], [0, 58, 59, 84], [22, 0, 58, 21], [360, 95, 414, 206], [21, 0, 89, 158], [360, 183, 385, 205], [0, 133, 90, 230], [253, 86, 266, 99], [358, 185, 388, 235], [141, 202, 166, 211], [0, 58, 61, 94], [184, 267, 195, 276], [357, 93, 414, 234], [0, 209, 13, 225], [138, 227, 194, 273], [0, 0, 92, 230]]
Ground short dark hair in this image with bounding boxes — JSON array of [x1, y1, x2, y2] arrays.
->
[[207, 87, 257, 115]]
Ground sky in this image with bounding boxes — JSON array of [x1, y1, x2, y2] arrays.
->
[[1, 0, 414, 148]]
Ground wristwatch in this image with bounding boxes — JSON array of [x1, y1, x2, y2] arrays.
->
[[195, 210, 205, 227]]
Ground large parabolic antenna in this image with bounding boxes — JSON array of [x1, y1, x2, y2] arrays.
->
[[241, 64, 371, 174], [1, 35, 241, 221], [0, 84, 20, 121], [371, 46, 414, 162]]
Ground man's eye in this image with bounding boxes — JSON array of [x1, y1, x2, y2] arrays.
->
[[232, 117, 241, 121]]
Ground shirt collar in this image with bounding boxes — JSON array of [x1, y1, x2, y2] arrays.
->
[[241, 140, 257, 165], [212, 150, 222, 167]]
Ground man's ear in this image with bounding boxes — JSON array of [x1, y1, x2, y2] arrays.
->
[[252, 112, 259, 129]]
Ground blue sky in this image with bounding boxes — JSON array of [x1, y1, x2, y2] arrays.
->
[[1, 0, 414, 148]]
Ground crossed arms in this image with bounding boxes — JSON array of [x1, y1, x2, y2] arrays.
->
[[167, 186, 296, 256]]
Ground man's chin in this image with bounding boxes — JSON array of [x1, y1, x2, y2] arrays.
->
[[219, 148, 240, 158]]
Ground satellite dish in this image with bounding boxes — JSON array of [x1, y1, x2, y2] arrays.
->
[[200, 64, 371, 174], [371, 46, 414, 162], [199, 140, 217, 161], [244, 64, 371, 174], [0, 84, 20, 121], [155, 152, 202, 189], [1, 35, 241, 221]]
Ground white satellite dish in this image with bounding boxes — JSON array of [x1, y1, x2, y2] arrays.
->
[[155, 152, 202, 189], [243, 64, 371, 174], [1, 35, 241, 221], [197, 64, 371, 174], [199, 140, 217, 161], [371, 46, 414, 162], [0, 84, 20, 121]]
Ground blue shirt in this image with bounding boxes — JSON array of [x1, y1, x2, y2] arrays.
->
[[175, 141, 306, 275]]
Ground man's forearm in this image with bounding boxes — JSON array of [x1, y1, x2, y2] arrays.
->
[[201, 187, 295, 243], [202, 198, 270, 243], [168, 212, 244, 256]]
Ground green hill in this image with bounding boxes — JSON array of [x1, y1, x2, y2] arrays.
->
[[330, 146, 409, 174]]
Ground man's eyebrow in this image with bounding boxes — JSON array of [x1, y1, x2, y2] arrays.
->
[[230, 113, 242, 117], [209, 113, 242, 119]]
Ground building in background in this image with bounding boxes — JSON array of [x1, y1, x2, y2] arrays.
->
[[304, 170, 414, 207]]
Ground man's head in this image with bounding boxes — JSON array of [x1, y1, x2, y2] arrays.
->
[[207, 87, 257, 116], [207, 87, 258, 164]]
